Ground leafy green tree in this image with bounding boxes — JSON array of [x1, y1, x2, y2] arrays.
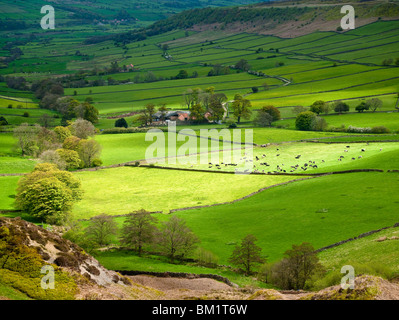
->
[[175, 70, 188, 79], [309, 100, 326, 115], [260, 105, 281, 122], [0, 116, 8, 126], [189, 103, 206, 124], [115, 118, 128, 128], [207, 95, 225, 123], [56, 148, 81, 170], [355, 101, 370, 113], [120, 209, 158, 256], [78, 139, 102, 168], [62, 135, 81, 152], [13, 123, 41, 157], [54, 126, 72, 143], [235, 59, 251, 71], [82, 102, 99, 124], [228, 234, 265, 275], [157, 215, 200, 263], [271, 242, 323, 290], [333, 101, 350, 114], [15, 163, 83, 225], [85, 214, 119, 247], [253, 111, 273, 127], [295, 111, 317, 131], [231, 94, 252, 124]]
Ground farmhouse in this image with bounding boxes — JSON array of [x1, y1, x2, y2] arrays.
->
[[153, 110, 191, 124]]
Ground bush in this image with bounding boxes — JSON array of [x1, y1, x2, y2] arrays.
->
[[22, 112, 29, 117], [371, 126, 390, 134], [347, 125, 372, 133], [251, 86, 259, 93], [92, 158, 103, 167]]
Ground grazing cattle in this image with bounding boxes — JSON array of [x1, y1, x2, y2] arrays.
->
[[346, 146, 350, 149], [361, 149, 365, 152], [352, 158, 356, 160], [295, 155, 301, 159], [276, 154, 280, 157]]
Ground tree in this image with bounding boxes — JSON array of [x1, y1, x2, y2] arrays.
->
[[207, 95, 225, 123], [120, 209, 158, 256], [158, 104, 168, 122], [175, 70, 188, 79], [156, 215, 199, 263], [190, 103, 206, 124], [333, 101, 350, 114], [39, 150, 66, 170], [38, 114, 54, 128], [138, 104, 156, 126], [228, 234, 265, 275], [56, 148, 81, 170], [54, 126, 71, 143], [78, 139, 102, 168], [85, 214, 119, 247], [63, 135, 81, 152], [235, 59, 251, 72], [82, 102, 99, 124], [15, 163, 83, 225], [231, 94, 252, 124], [115, 118, 128, 128], [271, 243, 323, 290], [292, 105, 308, 116], [253, 111, 273, 127], [69, 119, 97, 139], [366, 98, 383, 113], [295, 111, 317, 131], [309, 100, 326, 115], [355, 101, 369, 113], [0, 116, 8, 126], [13, 123, 41, 157], [260, 105, 281, 122]]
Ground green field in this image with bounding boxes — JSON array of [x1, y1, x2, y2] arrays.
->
[[1, 5, 399, 298]]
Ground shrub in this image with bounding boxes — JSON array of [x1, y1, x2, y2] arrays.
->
[[251, 86, 259, 93], [92, 158, 103, 167], [371, 126, 390, 134], [347, 126, 372, 133], [22, 112, 29, 117]]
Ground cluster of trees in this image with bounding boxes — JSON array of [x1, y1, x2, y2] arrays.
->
[[382, 57, 399, 66], [13, 119, 102, 170], [182, 87, 228, 124], [294, 98, 384, 131], [229, 235, 323, 290], [33, 79, 99, 125], [65, 211, 200, 264]]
